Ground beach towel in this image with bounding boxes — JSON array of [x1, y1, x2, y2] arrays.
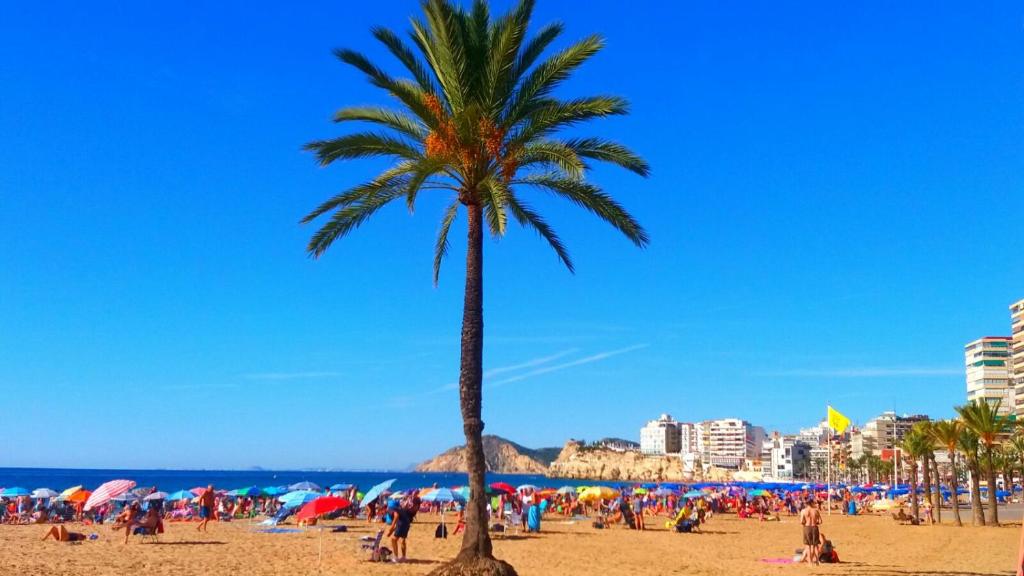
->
[[761, 558, 795, 564]]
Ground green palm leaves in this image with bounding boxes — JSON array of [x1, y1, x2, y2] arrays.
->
[[301, 0, 649, 281]]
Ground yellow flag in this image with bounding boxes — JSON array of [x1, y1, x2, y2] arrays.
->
[[827, 405, 851, 434]]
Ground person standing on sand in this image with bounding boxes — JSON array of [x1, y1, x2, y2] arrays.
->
[[196, 485, 215, 533], [799, 499, 822, 565]]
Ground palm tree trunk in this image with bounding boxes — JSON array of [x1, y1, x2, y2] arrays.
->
[[948, 455, 961, 527], [909, 463, 920, 521], [969, 460, 985, 526], [439, 202, 517, 576], [920, 455, 932, 523], [985, 447, 999, 525], [930, 456, 942, 524]]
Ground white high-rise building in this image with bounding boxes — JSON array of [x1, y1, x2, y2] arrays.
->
[[1011, 299, 1024, 418], [761, 434, 811, 480], [965, 336, 1014, 417], [702, 418, 766, 469], [640, 414, 682, 455]]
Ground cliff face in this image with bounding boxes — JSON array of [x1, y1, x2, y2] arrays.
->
[[547, 440, 701, 482], [415, 435, 556, 474]]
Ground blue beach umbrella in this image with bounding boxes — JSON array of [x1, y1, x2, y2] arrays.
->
[[229, 486, 262, 497], [360, 479, 397, 508], [280, 490, 321, 508], [167, 490, 196, 502], [683, 490, 703, 499], [262, 486, 288, 496], [288, 481, 321, 492], [1, 487, 30, 497], [330, 483, 353, 491]]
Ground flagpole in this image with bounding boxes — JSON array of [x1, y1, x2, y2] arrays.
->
[[827, 404, 832, 516]]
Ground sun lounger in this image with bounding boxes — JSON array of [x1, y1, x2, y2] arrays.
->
[[259, 506, 294, 526], [360, 529, 386, 561]]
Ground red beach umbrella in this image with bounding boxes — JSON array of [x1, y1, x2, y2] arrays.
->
[[489, 482, 516, 495], [84, 480, 136, 511], [296, 496, 351, 521]]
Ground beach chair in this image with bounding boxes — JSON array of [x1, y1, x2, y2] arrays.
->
[[360, 529, 386, 561], [259, 506, 294, 526], [132, 520, 164, 543], [504, 510, 522, 536]]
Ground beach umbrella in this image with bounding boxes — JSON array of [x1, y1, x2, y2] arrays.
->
[[131, 487, 155, 498], [360, 479, 397, 508], [640, 483, 658, 489], [228, 486, 262, 497], [296, 496, 351, 521], [144, 491, 169, 501], [1, 487, 30, 497], [683, 490, 703, 499], [556, 486, 576, 495], [489, 482, 516, 495], [421, 488, 464, 504], [330, 483, 353, 491], [31, 488, 59, 499], [280, 490, 321, 508], [166, 490, 195, 502], [190, 487, 206, 496], [85, 479, 136, 511], [67, 490, 91, 504], [652, 488, 676, 497], [58, 486, 84, 500], [633, 488, 648, 495], [288, 481, 322, 492], [579, 486, 618, 501], [454, 486, 471, 501], [262, 486, 288, 496], [537, 488, 557, 497], [516, 484, 538, 493], [112, 492, 142, 502], [748, 489, 770, 497]]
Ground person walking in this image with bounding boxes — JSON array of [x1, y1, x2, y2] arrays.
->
[[196, 485, 215, 533]]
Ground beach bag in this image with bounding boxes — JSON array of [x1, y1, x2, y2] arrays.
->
[[435, 523, 448, 539], [591, 521, 605, 529], [675, 521, 693, 533]]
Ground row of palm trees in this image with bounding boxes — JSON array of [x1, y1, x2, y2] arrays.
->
[[900, 398, 1022, 527]]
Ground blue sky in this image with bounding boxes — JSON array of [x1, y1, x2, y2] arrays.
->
[[2, 1, 1022, 470]]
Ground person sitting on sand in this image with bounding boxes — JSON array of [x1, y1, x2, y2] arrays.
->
[[817, 532, 839, 564], [42, 525, 87, 542]]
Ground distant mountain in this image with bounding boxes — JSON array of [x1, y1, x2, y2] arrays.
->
[[415, 435, 560, 474]]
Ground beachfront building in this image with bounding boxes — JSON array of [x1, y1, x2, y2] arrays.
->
[[1012, 299, 1024, 417], [848, 428, 866, 460], [701, 418, 766, 469], [860, 411, 930, 456], [639, 414, 682, 455], [797, 421, 829, 447], [761, 434, 810, 480], [965, 336, 1014, 416], [678, 422, 701, 456]]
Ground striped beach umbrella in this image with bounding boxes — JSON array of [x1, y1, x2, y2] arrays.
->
[[59, 486, 84, 500], [84, 479, 136, 511]]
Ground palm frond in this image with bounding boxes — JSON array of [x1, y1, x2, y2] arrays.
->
[[480, 176, 509, 236], [306, 187, 408, 257], [333, 106, 427, 139], [301, 163, 415, 224], [485, 0, 533, 113], [304, 132, 421, 165], [421, 1, 468, 112], [503, 34, 603, 125], [510, 96, 628, 145], [333, 49, 437, 126], [504, 192, 573, 271], [433, 200, 460, 285], [517, 140, 585, 179], [565, 137, 650, 177], [509, 21, 562, 84], [371, 26, 435, 93], [518, 174, 648, 246]]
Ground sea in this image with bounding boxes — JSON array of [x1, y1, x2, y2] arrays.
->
[[0, 468, 614, 492]]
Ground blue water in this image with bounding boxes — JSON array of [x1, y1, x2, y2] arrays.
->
[[0, 468, 611, 492]]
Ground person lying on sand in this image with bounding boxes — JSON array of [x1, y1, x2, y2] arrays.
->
[[42, 525, 87, 542]]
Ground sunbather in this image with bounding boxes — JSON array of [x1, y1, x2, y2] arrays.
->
[[42, 525, 86, 542]]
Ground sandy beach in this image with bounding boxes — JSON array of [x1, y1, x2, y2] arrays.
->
[[2, 512, 1017, 576]]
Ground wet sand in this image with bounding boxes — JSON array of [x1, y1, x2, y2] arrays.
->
[[2, 512, 1018, 576]]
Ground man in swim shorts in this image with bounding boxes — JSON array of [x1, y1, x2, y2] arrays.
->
[[799, 499, 822, 565], [197, 485, 215, 533]]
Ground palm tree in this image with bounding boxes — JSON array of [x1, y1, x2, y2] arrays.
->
[[901, 428, 930, 522], [930, 420, 962, 526], [912, 422, 936, 523], [300, 2, 648, 573], [956, 399, 1010, 525], [957, 426, 985, 526], [1009, 434, 1024, 487]]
